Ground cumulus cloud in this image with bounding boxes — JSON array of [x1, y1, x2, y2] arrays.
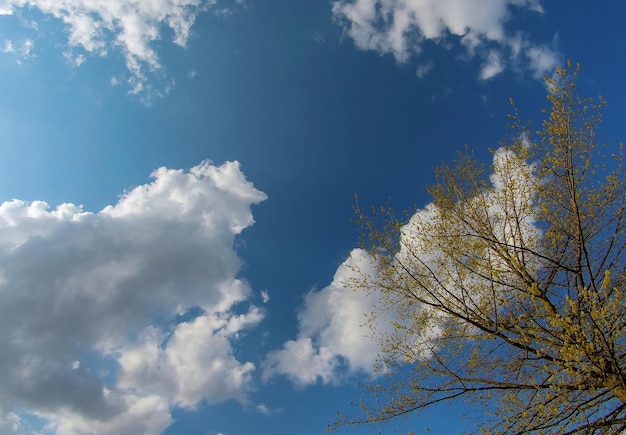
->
[[0, 160, 267, 433], [0, 0, 241, 101], [116, 308, 263, 409], [397, 147, 540, 291], [332, 0, 559, 80], [263, 249, 392, 386], [42, 395, 174, 435], [268, 147, 541, 387]]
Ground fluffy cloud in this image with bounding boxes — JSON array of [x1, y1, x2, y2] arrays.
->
[[332, 0, 559, 80], [0, 161, 267, 434], [267, 147, 541, 387], [396, 147, 540, 298], [0, 0, 240, 101], [263, 249, 392, 386], [117, 308, 264, 408]]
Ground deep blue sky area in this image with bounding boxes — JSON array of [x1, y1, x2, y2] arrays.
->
[[0, 1, 624, 434]]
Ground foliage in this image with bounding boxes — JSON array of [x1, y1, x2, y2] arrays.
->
[[339, 63, 626, 434]]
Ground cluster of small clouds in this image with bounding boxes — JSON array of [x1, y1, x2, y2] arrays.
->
[[0, 0, 561, 102], [332, 0, 560, 80], [0, 161, 267, 434], [1, 37, 34, 64], [0, 0, 244, 101]]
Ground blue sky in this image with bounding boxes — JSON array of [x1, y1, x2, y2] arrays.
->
[[0, 1, 624, 434]]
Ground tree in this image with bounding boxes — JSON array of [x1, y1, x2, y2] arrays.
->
[[340, 64, 626, 434]]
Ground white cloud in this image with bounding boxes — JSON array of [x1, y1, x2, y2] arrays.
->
[[260, 290, 270, 303], [332, 0, 559, 80], [525, 44, 559, 78], [416, 61, 434, 78], [42, 395, 174, 435], [385, 147, 540, 360], [255, 403, 271, 415], [480, 50, 505, 80], [0, 413, 25, 434], [1, 38, 34, 62], [263, 249, 391, 386], [0, 160, 267, 433], [117, 308, 263, 409], [1, 39, 13, 53], [507, 33, 560, 80], [63, 51, 85, 67], [0, 0, 237, 102], [267, 147, 542, 387], [264, 337, 339, 385]]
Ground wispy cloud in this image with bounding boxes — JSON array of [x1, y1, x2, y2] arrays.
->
[[332, 0, 559, 80], [0, 161, 267, 433], [416, 61, 434, 78], [256, 403, 272, 415], [1, 37, 34, 63], [0, 0, 243, 102], [480, 50, 505, 81], [525, 43, 560, 78]]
